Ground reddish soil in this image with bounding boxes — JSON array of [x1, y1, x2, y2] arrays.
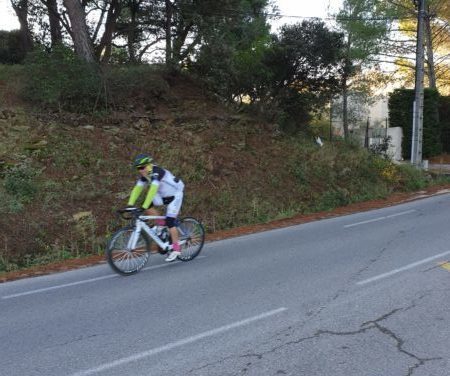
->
[[2, 183, 450, 284]]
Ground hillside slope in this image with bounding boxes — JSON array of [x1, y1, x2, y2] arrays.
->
[[0, 72, 430, 272]]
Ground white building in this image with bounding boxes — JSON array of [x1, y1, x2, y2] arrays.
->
[[332, 94, 403, 161]]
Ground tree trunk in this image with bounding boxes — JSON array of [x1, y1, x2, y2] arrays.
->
[[165, 0, 173, 67], [127, 0, 138, 63], [341, 37, 352, 141], [10, 0, 33, 53], [63, 0, 95, 63], [45, 0, 63, 46], [342, 77, 349, 140], [97, 0, 121, 63], [173, 22, 197, 64]]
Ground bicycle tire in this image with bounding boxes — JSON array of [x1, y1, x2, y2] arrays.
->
[[106, 226, 151, 275], [176, 217, 205, 261]]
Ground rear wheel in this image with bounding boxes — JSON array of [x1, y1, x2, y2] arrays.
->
[[106, 226, 151, 275], [176, 217, 205, 261]]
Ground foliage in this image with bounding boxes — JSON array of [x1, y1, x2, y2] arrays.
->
[[190, 1, 272, 100], [265, 20, 344, 102], [102, 65, 171, 109], [0, 30, 27, 64], [396, 163, 428, 191], [335, 0, 394, 138], [194, 19, 344, 132], [22, 46, 101, 111], [440, 96, 450, 152], [0, 162, 39, 213], [392, 0, 450, 94], [389, 88, 442, 159], [369, 136, 392, 159]]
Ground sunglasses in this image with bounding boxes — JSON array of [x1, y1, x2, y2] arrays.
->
[[137, 165, 147, 170]]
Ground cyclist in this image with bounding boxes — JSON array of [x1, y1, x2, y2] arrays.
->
[[127, 153, 185, 262]]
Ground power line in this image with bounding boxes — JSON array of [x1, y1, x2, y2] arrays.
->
[[176, 7, 416, 23]]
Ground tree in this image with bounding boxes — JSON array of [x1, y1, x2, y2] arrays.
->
[[63, 0, 95, 62], [386, 0, 450, 94], [10, 0, 34, 54], [95, 0, 122, 62], [336, 0, 392, 139], [264, 21, 345, 130], [44, 0, 63, 46], [191, 0, 272, 99]]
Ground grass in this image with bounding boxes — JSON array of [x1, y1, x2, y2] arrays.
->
[[0, 68, 442, 273]]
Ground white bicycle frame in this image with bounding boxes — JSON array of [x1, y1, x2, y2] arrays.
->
[[126, 215, 186, 251]]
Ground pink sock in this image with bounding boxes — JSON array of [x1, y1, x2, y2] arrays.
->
[[172, 242, 181, 252]]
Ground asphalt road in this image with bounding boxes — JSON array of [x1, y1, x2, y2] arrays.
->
[[1, 193, 450, 376]]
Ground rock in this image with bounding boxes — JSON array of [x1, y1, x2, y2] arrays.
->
[[132, 119, 149, 131], [116, 191, 129, 200], [23, 140, 48, 151], [0, 109, 15, 119], [72, 211, 93, 222], [82, 125, 95, 131], [105, 126, 120, 135]]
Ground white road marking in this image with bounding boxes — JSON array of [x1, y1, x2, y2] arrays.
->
[[356, 250, 450, 285], [344, 210, 416, 228], [70, 307, 288, 376], [1, 256, 206, 300]]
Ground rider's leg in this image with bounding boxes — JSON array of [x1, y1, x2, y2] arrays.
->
[[164, 193, 183, 262], [144, 207, 165, 225], [145, 195, 165, 226], [167, 218, 180, 249]]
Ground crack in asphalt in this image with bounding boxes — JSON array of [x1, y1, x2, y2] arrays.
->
[[331, 228, 411, 303], [320, 306, 441, 376], [188, 303, 441, 376]]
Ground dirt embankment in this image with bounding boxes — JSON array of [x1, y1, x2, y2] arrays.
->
[[2, 184, 449, 283]]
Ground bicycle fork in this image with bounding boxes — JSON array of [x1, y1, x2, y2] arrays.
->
[[126, 225, 142, 251]]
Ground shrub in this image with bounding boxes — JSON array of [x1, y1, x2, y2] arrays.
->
[[396, 163, 428, 191], [0, 30, 26, 64], [22, 46, 101, 112], [2, 163, 38, 208], [388, 88, 442, 159], [104, 65, 170, 109]]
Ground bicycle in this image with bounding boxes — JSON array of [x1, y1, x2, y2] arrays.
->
[[106, 208, 205, 276]]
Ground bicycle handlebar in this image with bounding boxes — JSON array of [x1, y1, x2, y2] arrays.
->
[[117, 208, 144, 220]]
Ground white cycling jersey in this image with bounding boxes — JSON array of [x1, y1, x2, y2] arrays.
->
[[136, 165, 184, 198]]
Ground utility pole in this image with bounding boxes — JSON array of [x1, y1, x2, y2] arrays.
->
[[411, 0, 426, 167], [365, 117, 370, 149]]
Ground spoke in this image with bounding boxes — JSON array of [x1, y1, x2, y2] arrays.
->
[[113, 251, 128, 263]]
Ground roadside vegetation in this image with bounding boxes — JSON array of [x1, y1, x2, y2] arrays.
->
[[0, 0, 449, 274], [0, 68, 440, 273]]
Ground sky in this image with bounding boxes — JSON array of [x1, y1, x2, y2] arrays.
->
[[0, 0, 342, 32]]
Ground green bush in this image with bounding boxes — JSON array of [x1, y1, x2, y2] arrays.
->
[[104, 65, 170, 108], [440, 96, 450, 152], [0, 30, 26, 64], [22, 46, 101, 112], [388, 88, 442, 159], [396, 163, 428, 191], [2, 163, 38, 204]]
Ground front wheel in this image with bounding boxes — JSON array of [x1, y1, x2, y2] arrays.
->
[[176, 217, 205, 261], [106, 226, 151, 275]]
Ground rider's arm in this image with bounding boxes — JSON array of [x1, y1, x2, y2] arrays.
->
[[127, 185, 144, 206], [142, 181, 159, 209], [128, 177, 148, 206]]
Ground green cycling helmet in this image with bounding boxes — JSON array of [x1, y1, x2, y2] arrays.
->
[[133, 153, 153, 168]]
